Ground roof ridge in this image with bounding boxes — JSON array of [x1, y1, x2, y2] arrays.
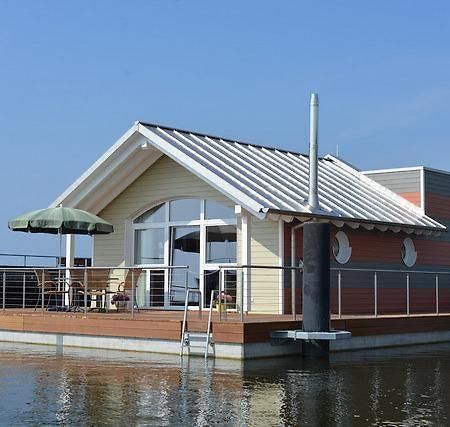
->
[[139, 121, 316, 158]]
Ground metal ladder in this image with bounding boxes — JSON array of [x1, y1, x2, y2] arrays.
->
[[180, 290, 215, 359]]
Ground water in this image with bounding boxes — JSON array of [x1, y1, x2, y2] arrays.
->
[[0, 343, 449, 426]]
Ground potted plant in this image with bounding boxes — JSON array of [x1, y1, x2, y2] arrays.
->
[[111, 292, 130, 311], [214, 291, 233, 313]]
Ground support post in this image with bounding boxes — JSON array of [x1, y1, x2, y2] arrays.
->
[[406, 273, 410, 316], [2, 271, 5, 312], [374, 271, 378, 317], [436, 274, 439, 315], [302, 222, 330, 357], [83, 268, 88, 315], [65, 234, 75, 307], [337, 270, 342, 319], [22, 272, 26, 309], [131, 268, 135, 318]]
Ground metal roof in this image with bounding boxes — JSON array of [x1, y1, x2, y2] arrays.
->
[[138, 123, 445, 234]]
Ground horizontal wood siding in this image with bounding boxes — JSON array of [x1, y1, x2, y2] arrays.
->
[[94, 155, 234, 266], [283, 221, 450, 315], [425, 193, 450, 219], [364, 170, 421, 194], [425, 169, 450, 197], [249, 218, 279, 313], [398, 191, 421, 207]]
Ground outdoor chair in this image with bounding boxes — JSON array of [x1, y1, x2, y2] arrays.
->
[[69, 268, 114, 312], [33, 270, 70, 311]]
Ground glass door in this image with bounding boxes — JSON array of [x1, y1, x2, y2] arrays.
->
[[203, 269, 237, 308], [170, 226, 200, 307]]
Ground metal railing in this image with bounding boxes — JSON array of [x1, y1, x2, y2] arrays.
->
[[0, 265, 189, 316], [330, 267, 450, 319], [0, 253, 60, 267], [0, 264, 449, 322]]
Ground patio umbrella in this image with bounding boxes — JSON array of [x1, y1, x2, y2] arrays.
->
[[8, 207, 114, 235], [8, 206, 114, 266]]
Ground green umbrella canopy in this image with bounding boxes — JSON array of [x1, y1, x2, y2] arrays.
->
[[8, 207, 114, 235]]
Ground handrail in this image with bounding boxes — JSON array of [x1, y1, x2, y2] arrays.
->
[[205, 289, 217, 359], [180, 288, 202, 357], [0, 265, 189, 272], [331, 267, 450, 275], [222, 265, 303, 270]]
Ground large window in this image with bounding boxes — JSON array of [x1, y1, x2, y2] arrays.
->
[[132, 199, 236, 266], [206, 225, 237, 263], [134, 228, 165, 264]]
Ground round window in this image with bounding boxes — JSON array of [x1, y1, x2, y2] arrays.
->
[[333, 231, 352, 264], [401, 238, 417, 267]]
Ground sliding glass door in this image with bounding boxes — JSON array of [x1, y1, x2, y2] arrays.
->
[[170, 226, 200, 307]]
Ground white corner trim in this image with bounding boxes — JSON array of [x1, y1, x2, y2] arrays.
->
[[420, 166, 425, 213], [241, 213, 250, 312], [278, 219, 284, 315]]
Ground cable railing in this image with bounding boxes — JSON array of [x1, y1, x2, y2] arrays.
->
[[0, 266, 188, 316], [0, 253, 60, 267], [0, 264, 449, 321]]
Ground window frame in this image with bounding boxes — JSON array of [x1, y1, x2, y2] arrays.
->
[[131, 199, 237, 268]]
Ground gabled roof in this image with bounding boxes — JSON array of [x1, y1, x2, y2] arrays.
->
[[52, 122, 445, 234]]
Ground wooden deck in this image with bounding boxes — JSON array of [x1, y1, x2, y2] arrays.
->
[[0, 309, 449, 345]]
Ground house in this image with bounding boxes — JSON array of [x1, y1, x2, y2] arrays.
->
[[52, 121, 448, 315]]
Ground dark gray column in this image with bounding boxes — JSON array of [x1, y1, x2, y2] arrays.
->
[[302, 222, 330, 357]]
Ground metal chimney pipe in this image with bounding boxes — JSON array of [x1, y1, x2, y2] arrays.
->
[[308, 93, 319, 211]]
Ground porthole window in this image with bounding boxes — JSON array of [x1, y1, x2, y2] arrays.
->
[[332, 231, 352, 264], [401, 238, 417, 267]]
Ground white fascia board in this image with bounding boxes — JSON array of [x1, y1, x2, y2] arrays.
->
[[138, 124, 266, 219], [325, 155, 445, 230], [362, 166, 422, 174], [50, 123, 139, 208]]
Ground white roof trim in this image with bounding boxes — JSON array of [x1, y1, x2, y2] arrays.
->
[[51, 123, 139, 207]]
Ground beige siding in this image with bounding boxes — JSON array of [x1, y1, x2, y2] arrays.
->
[[93, 154, 282, 314], [94, 155, 233, 266], [249, 218, 280, 313]]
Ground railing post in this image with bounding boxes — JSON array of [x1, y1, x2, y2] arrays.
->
[[374, 271, 378, 317], [218, 269, 223, 322], [83, 268, 88, 315], [41, 269, 45, 313], [2, 271, 6, 312], [338, 270, 342, 319], [435, 274, 439, 315], [240, 268, 245, 322], [22, 271, 26, 310], [131, 268, 135, 318], [291, 268, 296, 321], [406, 273, 410, 316]]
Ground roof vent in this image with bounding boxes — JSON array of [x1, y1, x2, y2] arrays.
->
[[308, 93, 319, 211]]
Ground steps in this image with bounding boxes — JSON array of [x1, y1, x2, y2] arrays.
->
[[179, 289, 215, 358]]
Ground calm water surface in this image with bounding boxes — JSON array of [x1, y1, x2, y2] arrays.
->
[[0, 342, 449, 426]]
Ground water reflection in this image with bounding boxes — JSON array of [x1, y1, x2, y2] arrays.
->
[[0, 343, 448, 425]]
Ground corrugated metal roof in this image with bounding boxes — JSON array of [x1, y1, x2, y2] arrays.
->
[[139, 122, 445, 233]]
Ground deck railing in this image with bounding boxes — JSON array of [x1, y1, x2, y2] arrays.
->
[[1, 265, 450, 321]]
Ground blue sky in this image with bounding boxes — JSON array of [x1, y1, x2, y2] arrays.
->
[[1, 1, 450, 258]]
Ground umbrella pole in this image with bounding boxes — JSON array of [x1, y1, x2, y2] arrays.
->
[[58, 232, 62, 307]]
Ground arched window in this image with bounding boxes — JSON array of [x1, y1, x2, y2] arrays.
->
[[132, 199, 236, 266]]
